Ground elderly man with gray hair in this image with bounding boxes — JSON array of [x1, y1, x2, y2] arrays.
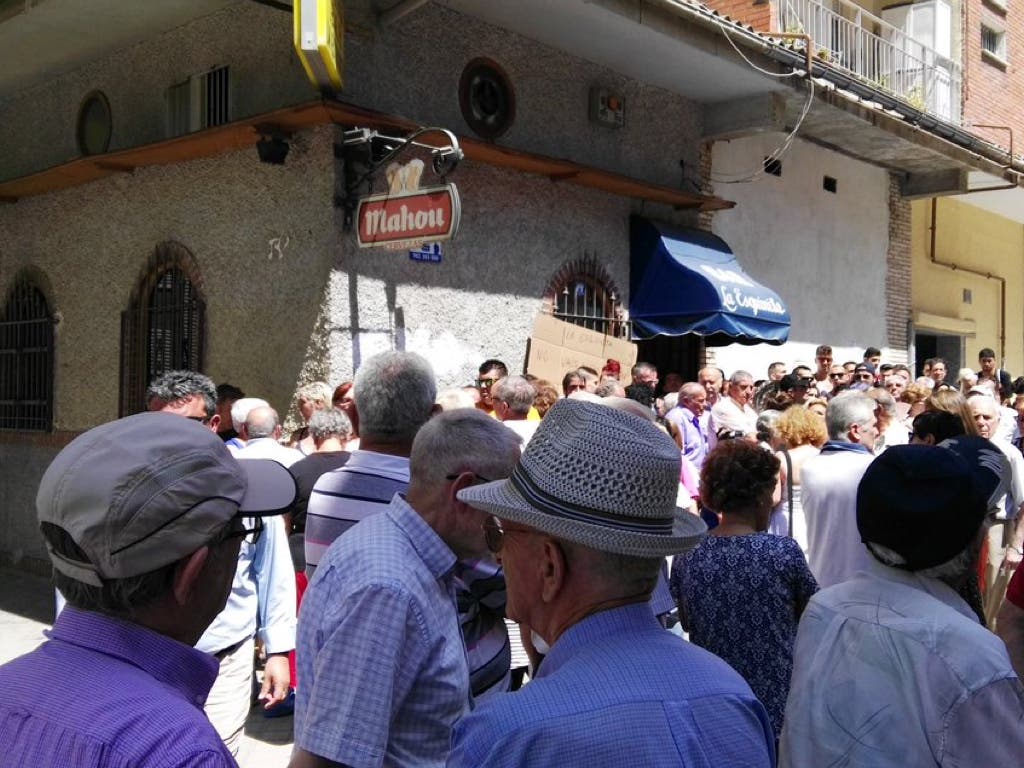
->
[[781, 437, 1024, 767], [800, 392, 879, 588], [293, 409, 522, 768], [709, 370, 758, 446], [491, 375, 539, 444]]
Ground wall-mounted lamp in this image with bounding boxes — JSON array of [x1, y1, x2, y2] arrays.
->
[[256, 125, 291, 165]]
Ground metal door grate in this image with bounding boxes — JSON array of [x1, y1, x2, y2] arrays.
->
[[0, 278, 53, 431], [550, 255, 627, 338]]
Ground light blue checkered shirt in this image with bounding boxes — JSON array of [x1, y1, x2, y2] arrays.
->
[[448, 603, 775, 768], [295, 493, 471, 767]]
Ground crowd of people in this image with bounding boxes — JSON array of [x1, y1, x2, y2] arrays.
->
[[4, 343, 1024, 767]]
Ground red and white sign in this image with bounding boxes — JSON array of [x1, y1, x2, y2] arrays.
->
[[356, 184, 461, 249]]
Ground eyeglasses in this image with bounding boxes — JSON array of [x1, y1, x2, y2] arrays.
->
[[829, 373, 844, 379], [856, 373, 874, 381], [483, 516, 544, 554], [215, 516, 264, 546]]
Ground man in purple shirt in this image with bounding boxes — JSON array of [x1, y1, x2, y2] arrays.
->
[[666, 382, 709, 470], [0, 412, 296, 767]]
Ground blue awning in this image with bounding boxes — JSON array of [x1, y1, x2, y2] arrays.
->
[[629, 217, 790, 345]]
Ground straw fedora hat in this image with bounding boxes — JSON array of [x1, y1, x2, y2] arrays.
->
[[458, 398, 705, 557]]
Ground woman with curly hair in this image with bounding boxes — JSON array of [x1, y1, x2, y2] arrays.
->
[[770, 406, 827, 551], [670, 440, 817, 742]]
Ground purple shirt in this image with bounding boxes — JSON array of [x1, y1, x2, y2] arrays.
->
[[0, 606, 236, 767], [668, 405, 708, 469]]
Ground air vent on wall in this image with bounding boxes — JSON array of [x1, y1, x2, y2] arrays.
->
[[167, 66, 232, 137]]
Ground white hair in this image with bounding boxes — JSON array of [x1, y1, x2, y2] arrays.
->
[[435, 387, 477, 411], [825, 391, 876, 441], [231, 397, 269, 433], [492, 376, 537, 416]]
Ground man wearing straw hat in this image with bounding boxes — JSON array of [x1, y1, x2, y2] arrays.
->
[[449, 399, 775, 767]]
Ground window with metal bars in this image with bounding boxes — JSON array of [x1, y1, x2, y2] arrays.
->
[[548, 256, 626, 337], [0, 277, 54, 431], [120, 253, 205, 416]]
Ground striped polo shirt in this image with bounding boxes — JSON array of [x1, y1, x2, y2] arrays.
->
[[304, 450, 410, 578]]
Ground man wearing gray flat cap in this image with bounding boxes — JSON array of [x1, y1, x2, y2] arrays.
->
[[449, 398, 775, 768], [0, 412, 296, 768]]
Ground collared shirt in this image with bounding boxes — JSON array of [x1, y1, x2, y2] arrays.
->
[[990, 436, 1024, 519], [710, 397, 757, 441], [234, 437, 304, 467], [780, 559, 1024, 767], [0, 606, 235, 767], [195, 514, 296, 655], [800, 443, 875, 588], [304, 450, 411, 577], [668, 405, 708, 469], [448, 603, 775, 768], [296, 494, 470, 767]]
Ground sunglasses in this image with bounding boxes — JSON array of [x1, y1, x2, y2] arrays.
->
[[856, 373, 874, 381], [483, 516, 544, 554], [476, 378, 498, 388]]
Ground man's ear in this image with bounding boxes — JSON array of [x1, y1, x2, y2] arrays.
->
[[208, 414, 221, 433], [539, 538, 567, 604], [172, 547, 210, 606]]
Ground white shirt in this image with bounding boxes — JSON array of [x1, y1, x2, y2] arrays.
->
[[800, 445, 876, 589], [234, 437, 304, 467], [709, 397, 757, 439], [780, 559, 1024, 767], [991, 438, 1024, 519], [501, 419, 540, 445]]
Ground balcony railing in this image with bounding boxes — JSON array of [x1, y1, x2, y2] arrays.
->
[[778, 0, 962, 123]]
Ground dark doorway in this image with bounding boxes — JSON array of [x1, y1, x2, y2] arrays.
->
[[636, 335, 703, 392], [914, 332, 962, 377]]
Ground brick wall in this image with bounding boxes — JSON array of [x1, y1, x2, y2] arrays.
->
[[703, 0, 774, 31], [697, 141, 715, 233], [885, 173, 911, 363], [963, 0, 1023, 156]]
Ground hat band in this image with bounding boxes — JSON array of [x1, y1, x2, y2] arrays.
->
[[509, 463, 675, 535]]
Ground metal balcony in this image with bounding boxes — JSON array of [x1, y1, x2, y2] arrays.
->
[[778, 0, 962, 123]]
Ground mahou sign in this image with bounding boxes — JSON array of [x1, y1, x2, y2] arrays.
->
[[356, 184, 461, 249]]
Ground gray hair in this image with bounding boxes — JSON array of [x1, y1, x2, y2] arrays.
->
[[245, 406, 280, 439], [231, 397, 269, 433], [865, 540, 976, 580], [146, 370, 216, 418], [410, 408, 522, 485], [868, 387, 897, 418], [296, 381, 333, 408], [560, 538, 662, 598], [308, 407, 352, 442], [354, 351, 437, 442], [435, 387, 477, 411], [631, 362, 657, 379], [730, 370, 754, 385], [595, 380, 626, 398], [756, 410, 783, 443], [42, 522, 180, 620], [492, 376, 537, 416], [662, 392, 679, 412], [825, 391, 877, 440], [679, 382, 704, 400]]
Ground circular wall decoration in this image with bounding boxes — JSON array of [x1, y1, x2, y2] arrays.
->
[[76, 91, 112, 155], [459, 58, 515, 140]]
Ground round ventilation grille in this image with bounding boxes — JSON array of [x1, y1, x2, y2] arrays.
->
[[76, 91, 112, 156], [459, 58, 515, 140]]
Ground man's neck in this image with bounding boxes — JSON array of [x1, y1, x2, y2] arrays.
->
[[503, 412, 528, 422], [358, 436, 414, 457], [315, 438, 344, 452]]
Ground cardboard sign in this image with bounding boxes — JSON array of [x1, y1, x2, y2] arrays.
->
[[526, 314, 636, 385]]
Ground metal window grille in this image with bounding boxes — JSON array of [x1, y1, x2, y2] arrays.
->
[[166, 66, 230, 137], [0, 279, 54, 431], [552, 262, 626, 337], [120, 267, 205, 416], [982, 26, 1005, 59]]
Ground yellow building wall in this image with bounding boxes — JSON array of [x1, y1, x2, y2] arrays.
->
[[911, 197, 1024, 374]]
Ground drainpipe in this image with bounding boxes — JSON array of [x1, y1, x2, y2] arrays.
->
[[928, 197, 1006, 364], [956, 125, 1020, 193]]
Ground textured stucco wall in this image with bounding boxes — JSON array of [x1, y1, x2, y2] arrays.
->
[[0, 126, 336, 429], [0, 1, 311, 181], [708, 134, 890, 378]]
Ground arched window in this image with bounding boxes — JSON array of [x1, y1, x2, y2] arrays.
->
[[543, 255, 627, 337], [0, 275, 54, 431], [120, 243, 205, 415]]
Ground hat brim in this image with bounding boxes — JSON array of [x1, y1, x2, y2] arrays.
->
[[460, 478, 706, 557], [236, 459, 297, 515]]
